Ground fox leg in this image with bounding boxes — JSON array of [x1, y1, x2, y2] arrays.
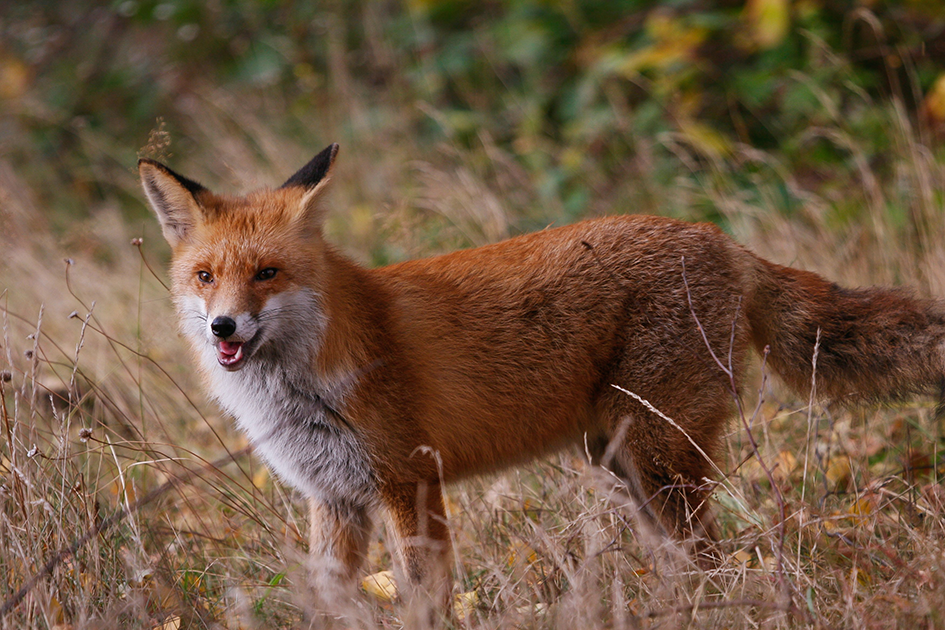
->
[[624, 440, 719, 555], [589, 405, 721, 560], [383, 481, 452, 624], [308, 498, 373, 603]]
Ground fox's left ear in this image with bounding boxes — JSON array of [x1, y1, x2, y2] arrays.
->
[[280, 143, 339, 227]]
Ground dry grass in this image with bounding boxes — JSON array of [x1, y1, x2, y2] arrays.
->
[[3, 83, 945, 630]]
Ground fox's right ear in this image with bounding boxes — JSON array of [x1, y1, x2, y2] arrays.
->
[[138, 159, 207, 248]]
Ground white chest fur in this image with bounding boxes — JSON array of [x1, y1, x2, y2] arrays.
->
[[207, 359, 377, 506]]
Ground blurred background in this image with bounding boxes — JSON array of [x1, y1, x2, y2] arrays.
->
[[4, 2, 945, 628], [4, 0, 945, 258]]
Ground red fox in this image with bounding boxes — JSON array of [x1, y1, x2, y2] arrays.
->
[[140, 144, 945, 609]]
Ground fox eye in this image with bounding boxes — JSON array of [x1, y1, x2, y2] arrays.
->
[[197, 271, 213, 284], [256, 267, 278, 281]]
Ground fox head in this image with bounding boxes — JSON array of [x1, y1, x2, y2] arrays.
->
[[139, 144, 339, 373]]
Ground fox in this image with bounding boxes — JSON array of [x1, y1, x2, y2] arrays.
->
[[139, 144, 945, 613]]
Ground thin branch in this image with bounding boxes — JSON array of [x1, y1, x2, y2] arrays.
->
[[680, 256, 794, 607], [643, 595, 805, 620], [131, 237, 169, 291]]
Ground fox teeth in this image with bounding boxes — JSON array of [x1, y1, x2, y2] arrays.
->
[[217, 342, 244, 366]]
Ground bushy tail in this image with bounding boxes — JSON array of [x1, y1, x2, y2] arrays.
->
[[744, 257, 945, 404]]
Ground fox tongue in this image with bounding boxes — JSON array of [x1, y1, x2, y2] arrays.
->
[[217, 341, 244, 366], [219, 341, 242, 357]]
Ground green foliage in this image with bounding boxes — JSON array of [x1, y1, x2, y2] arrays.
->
[[3, 0, 945, 231]]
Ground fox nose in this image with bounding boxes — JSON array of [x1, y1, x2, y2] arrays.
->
[[210, 316, 237, 338]]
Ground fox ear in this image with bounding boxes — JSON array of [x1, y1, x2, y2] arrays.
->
[[281, 143, 339, 190], [280, 143, 339, 227], [138, 159, 206, 248]]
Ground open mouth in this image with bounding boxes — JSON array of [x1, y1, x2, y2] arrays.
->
[[217, 340, 246, 369]]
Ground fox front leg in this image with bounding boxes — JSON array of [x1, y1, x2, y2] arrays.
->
[[307, 498, 373, 606], [383, 481, 453, 626]]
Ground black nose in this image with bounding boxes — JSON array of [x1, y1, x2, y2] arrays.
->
[[210, 316, 237, 338]]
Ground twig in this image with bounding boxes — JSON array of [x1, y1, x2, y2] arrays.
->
[[607, 386, 755, 535], [131, 237, 169, 291], [680, 256, 794, 607], [643, 596, 803, 619], [610, 385, 728, 482]]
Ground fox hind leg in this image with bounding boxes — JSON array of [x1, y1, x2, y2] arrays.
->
[[589, 398, 723, 563]]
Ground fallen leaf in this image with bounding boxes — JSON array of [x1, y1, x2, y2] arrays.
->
[[825, 455, 852, 489], [731, 548, 753, 565], [153, 615, 180, 630], [847, 495, 875, 525], [362, 570, 398, 602], [48, 596, 64, 624], [762, 555, 779, 572], [772, 449, 798, 481], [506, 541, 538, 568], [453, 591, 479, 620]]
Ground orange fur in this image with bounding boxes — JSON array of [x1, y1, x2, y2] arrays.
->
[[140, 145, 945, 613]]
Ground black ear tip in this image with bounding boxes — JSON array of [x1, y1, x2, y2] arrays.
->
[[319, 143, 340, 165], [138, 159, 207, 197], [138, 158, 174, 176], [280, 143, 341, 190]]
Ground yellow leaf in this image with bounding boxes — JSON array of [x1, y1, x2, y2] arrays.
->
[[252, 465, 269, 489], [731, 549, 752, 565], [762, 555, 779, 572], [453, 591, 479, 620], [506, 541, 538, 568], [618, 13, 707, 77], [0, 56, 29, 100], [773, 449, 798, 481], [923, 74, 945, 122], [851, 566, 870, 587], [444, 493, 461, 518], [744, 0, 790, 50], [362, 570, 398, 602], [48, 596, 65, 624], [847, 495, 875, 525], [678, 121, 732, 159], [821, 510, 842, 534], [153, 616, 181, 630], [826, 455, 853, 489], [113, 479, 138, 504]]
